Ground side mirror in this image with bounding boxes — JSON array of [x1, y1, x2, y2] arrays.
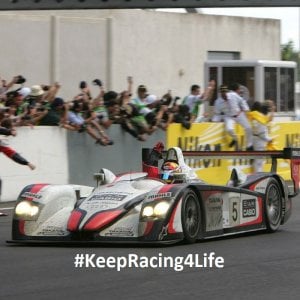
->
[[94, 168, 116, 186], [93, 173, 105, 187]]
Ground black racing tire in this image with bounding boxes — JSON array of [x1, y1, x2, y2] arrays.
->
[[181, 189, 202, 243], [265, 178, 283, 232]]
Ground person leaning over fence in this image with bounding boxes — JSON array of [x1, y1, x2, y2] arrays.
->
[[182, 80, 215, 123], [117, 79, 148, 141], [0, 118, 35, 170], [225, 82, 253, 150], [66, 99, 113, 146], [130, 84, 158, 133], [211, 85, 229, 122], [247, 100, 276, 172]]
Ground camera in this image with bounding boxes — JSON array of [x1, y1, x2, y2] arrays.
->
[[173, 104, 191, 130], [15, 75, 26, 84], [79, 81, 87, 89], [92, 79, 102, 87], [42, 85, 50, 91]]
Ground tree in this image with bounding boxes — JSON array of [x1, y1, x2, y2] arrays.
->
[[281, 40, 300, 78]]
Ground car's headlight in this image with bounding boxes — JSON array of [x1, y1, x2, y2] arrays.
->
[[15, 201, 40, 220], [153, 201, 170, 216], [142, 206, 154, 217], [142, 201, 170, 218]]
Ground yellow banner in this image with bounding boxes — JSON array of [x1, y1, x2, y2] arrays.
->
[[167, 122, 300, 184]]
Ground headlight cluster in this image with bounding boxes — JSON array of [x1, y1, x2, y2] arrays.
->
[[15, 201, 40, 220], [141, 201, 170, 218]]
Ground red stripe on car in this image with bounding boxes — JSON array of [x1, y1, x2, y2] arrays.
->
[[144, 221, 154, 236], [83, 210, 123, 231], [25, 184, 49, 201], [67, 210, 83, 232], [158, 184, 174, 193], [18, 221, 25, 235]]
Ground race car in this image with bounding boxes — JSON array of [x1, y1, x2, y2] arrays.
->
[[9, 145, 300, 244]]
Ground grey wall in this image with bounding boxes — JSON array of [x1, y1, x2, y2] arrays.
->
[[67, 125, 165, 186]]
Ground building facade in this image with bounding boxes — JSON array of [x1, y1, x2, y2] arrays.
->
[[0, 9, 281, 100]]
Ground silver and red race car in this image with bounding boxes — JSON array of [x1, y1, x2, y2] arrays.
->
[[9, 145, 300, 244]]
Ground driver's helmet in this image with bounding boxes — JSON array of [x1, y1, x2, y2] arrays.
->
[[160, 161, 181, 183]]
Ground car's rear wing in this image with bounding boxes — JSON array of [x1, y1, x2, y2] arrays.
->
[[181, 148, 300, 196], [142, 147, 300, 196]]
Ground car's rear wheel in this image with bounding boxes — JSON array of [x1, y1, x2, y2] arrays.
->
[[181, 189, 202, 243], [265, 178, 282, 232]]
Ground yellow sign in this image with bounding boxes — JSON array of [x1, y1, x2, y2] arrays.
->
[[167, 122, 300, 184]]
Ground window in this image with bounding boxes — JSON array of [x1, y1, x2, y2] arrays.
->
[[207, 51, 240, 60]]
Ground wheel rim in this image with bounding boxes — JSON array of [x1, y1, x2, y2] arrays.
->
[[183, 195, 200, 238], [266, 184, 281, 226]]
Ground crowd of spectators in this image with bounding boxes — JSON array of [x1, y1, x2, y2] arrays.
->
[[0, 74, 278, 176], [0, 74, 216, 145], [1, 74, 275, 153]]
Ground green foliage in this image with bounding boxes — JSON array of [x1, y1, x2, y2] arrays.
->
[[281, 40, 300, 78]]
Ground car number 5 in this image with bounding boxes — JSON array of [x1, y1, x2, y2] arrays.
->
[[232, 202, 238, 222]]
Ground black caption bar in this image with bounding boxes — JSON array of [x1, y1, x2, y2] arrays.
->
[[1, 0, 300, 11]]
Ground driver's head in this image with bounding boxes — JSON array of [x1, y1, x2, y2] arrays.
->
[[160, 161, 180, 183]]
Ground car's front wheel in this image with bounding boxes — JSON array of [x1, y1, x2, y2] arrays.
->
[[265, 178, 282, 232], [181, 189, 202, 243]]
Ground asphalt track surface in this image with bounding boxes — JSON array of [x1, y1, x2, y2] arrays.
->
[[1, 197, 300, 300]]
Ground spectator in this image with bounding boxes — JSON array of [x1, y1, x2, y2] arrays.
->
[[0, 75, 23, 101], [248, 100, 275, 172], [154, 91, 174, 130], [38, 97, 68, 126], [118, 90, 148, 141], [4, 87, 32, 125], [182, 80, 215, 123], [0, 118, 35, 170], [13, 82, 62, 127], [225, 82, 253, 150], [211, 85, 229, 122], [130, 85, 157, 132], [28, 85, 45, 106], [172, 102, 192, 129], [91, 80, 112, 130], [66, 100, 113, 146]]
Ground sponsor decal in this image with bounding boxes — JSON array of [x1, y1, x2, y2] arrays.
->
[[105, 226, 134, 237], [252, 179, 268, 193], [21, 192, 42, 200], [37, 226, 67, 236], [208, 196, 223, 206], [88, 193, 127, 202], [242, 199, 256, 218], [206, 194, 223, 230], [147, 192, 172, 200], [255, 186, 266, 192]]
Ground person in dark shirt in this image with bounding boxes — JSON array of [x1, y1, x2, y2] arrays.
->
[[38, 97, 67, 126]]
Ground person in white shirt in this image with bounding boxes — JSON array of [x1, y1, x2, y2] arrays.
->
[[212, 85, 229, 122], [225, 83, 253, 150]]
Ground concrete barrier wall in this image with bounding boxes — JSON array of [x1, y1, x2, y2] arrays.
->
[[0, 126, 69, 202], [66, 126, 166, 186], [0, 126, 165, 202]]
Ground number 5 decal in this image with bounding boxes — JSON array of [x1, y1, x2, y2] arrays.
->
[[232, 202, 238, 221], [230, 198, 240, 226]]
